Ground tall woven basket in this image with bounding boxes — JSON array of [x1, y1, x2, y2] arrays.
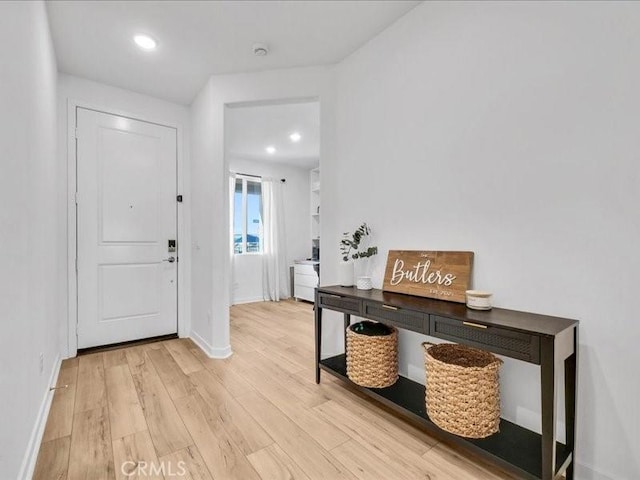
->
[[423, 342, 503, 438], [346, 322, 398, 388]]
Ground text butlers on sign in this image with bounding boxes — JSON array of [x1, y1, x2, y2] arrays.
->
[[383, 250, 474, 303]]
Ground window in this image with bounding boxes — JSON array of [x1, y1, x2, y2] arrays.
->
[[233, 176, 262, 254]]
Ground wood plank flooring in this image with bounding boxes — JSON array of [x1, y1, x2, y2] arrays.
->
[[34, 300, 514, 480]]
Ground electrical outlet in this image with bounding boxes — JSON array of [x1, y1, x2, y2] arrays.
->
[[39, 353, 44, 374]]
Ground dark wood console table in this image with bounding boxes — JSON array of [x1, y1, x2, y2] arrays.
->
[[314, 285, 578, 480]]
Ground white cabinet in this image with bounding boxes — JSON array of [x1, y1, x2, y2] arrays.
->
[[294, 262, 319, 302]]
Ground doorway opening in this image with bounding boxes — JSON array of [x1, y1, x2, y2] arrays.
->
[[225, 98, 320, 310]]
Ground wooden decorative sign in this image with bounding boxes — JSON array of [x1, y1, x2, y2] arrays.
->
[[383, 250, 474, 303]]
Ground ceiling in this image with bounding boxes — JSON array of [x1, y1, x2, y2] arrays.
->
[[226, 100, 319, 169], [46, 1, 420, 105]]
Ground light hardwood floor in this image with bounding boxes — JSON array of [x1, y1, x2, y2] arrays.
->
[[34, 300, 514, 480]]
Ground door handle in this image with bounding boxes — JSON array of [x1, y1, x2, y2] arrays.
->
[[162, 256, 176, 263]]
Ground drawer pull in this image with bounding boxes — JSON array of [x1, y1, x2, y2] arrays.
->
[[382, 304, 398, 311], [325, 294, 342, 298], [463, 321, 488, 329]]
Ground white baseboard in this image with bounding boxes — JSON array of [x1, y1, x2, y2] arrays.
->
[[19, 353, 62, 480], [231, 296, 265, 305], [575, 461, 615, 480], [189, 330, 233, 359]]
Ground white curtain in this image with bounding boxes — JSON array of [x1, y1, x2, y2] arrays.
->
[[261, 178, 290, 301]]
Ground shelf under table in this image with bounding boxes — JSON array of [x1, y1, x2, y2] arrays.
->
[[320, 354, 570, 480]]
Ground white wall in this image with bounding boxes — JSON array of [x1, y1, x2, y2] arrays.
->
[[189, 79, 220, 356], [228, 158, 312, 304], [57, 73, 191, 351], [323, 2, 640, 479], [189, 66, 335, 357], [0, 2, 61, 478]]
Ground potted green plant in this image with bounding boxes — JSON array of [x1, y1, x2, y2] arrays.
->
[[339, 222, 378, 289]]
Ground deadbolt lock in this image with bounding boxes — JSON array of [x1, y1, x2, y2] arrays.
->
[[168, 239, 176, 252]]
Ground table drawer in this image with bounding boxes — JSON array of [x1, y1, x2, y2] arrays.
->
[[363, 301, 427, 334], [317, 293, 361, 315], [430, 315, 540, 364]]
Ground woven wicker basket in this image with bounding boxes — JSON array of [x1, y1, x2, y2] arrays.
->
[[423, 342, 503, 438], [346, 322, 398, 388]]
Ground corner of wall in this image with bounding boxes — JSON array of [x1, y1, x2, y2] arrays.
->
[[189, 331, 232, 359]]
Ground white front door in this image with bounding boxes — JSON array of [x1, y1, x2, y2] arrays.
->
[[76, 108, 178, 349]]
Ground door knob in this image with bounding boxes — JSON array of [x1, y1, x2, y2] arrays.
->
[[162, 256, 176, 263]]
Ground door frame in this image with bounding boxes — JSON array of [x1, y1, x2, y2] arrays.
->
[[66, 99, 190, 357]]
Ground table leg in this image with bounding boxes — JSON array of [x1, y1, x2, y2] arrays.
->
[[564, 327, 578, 480], [344, 313, 351, 354], [315, 299, 322, 384], [540, 336, 557, 480]]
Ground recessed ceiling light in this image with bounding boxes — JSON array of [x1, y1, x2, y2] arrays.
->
[[289, 132, 301, 143], [265, 146, 276, 155], [134, 34, 157, 51]]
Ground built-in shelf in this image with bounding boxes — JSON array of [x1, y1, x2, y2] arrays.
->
[[310, 168, 320, 244], [320, 354, 571, 480]]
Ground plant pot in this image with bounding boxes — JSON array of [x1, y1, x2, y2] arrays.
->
[[356, 276, 373, 290], [338, 261, 354, 287]]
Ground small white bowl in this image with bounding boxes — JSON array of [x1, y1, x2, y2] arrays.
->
[[466, 290, 493, 310]]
